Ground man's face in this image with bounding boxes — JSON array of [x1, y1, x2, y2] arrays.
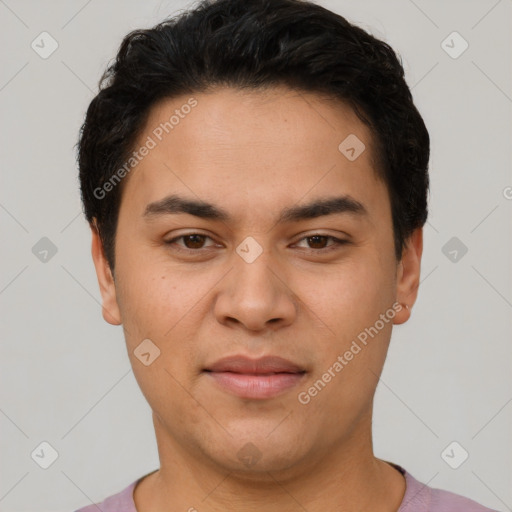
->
[[92, 86, 421, 475]]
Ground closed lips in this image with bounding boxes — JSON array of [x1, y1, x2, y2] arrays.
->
[[204, 355, 306, 374]]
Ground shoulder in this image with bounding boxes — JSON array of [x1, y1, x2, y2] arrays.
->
[[397, 465, 497, 512], [73, 478, 139, 512]]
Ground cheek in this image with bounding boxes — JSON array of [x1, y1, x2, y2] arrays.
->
[[299, 252, 396, 401], [114, 234, 192, 319], [115, 267, 203, 411], [114, 258, 211, 380], [114, 266, 185, 358], [304, 254, 395, 331]]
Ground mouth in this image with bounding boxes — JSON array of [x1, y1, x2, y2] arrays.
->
[[203, 355, 307, 400]]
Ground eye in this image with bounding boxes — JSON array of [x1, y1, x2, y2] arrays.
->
[[294, 234, 348, 252], [165, 233, 217, 251], [164, 233, 349, 254]]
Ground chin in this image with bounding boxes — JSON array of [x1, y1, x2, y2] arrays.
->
[[204, 430, 310, 478]]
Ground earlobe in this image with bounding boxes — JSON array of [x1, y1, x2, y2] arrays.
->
[[90, 222, 122, 326], [393, 227, 423, 326]]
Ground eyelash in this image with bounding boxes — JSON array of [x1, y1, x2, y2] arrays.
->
[[164, 233, 349, 254]]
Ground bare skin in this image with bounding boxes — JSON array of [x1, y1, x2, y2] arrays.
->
[[91, 85, 422, 511]]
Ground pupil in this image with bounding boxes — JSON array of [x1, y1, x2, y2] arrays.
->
[[309, 236, 326, 248], [185, 235, 205, 248]]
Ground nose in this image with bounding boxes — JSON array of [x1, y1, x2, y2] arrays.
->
[[213, 249, 297, 332]]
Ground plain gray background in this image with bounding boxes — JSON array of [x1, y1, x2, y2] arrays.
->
[[1, 0, 511, 511]]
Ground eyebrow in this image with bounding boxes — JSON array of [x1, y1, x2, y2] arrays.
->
[[143, 194, 368, 223]]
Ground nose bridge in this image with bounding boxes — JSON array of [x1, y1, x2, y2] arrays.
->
[[214, 241, 297, 330], [236, 245, 275, 291], [233, 242, 280, 304]]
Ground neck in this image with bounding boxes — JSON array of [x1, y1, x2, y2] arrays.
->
[[134, 412, 405, 512]]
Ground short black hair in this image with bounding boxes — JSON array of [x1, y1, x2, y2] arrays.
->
[[78, 0, 430, 270]]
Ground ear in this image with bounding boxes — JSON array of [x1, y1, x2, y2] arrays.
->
[[393, 227, 423, 325], [90, 221, 122, 326]]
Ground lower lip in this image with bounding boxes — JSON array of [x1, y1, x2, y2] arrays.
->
[[205, 371, 306, 399]]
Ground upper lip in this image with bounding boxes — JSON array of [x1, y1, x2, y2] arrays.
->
[[204, 355, 305, 374]]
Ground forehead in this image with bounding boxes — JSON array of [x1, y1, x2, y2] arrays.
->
[[118, 85, 389, 226]]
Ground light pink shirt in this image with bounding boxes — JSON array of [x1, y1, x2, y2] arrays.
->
[[74, 464, 497, 511]]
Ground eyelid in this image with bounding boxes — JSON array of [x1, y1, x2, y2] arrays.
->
[[165, 231, 219, 249], [291, 229, 350, 243], [292, 234, 347, 248]]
